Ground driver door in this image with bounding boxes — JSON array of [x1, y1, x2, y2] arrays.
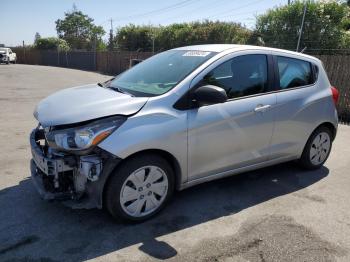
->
[[187, 53, 277, 181]]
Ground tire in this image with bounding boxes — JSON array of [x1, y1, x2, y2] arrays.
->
[[105, 154, 174, 222], [298, 126, 333, 170]]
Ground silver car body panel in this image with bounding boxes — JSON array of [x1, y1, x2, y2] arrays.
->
[[99, 45, 338, 189], [34, 84, 148, 127], [268, 50, 338, 160], [186, 50, 276, 180], [34, 44, 337, 191]]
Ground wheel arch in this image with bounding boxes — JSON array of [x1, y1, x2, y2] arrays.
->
[[102, 149, 182, 207], [313, 122, 337, 141], [301, 121, 337, 156]]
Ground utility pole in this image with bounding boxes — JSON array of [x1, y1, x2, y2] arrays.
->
[[296, 3, 307, 52], [288, 0, 291, 5], [108, 18, 114, 51], [109, 18, 114, 35]]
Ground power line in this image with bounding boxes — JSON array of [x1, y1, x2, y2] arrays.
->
[[205, 0, 265, 20], [158, 0, 229, 23], [160, 0, 266, 25], [99, 0, 199, 25], [212, 9, 262, 20]]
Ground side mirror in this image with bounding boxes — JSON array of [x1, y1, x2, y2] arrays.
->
[[192, 85, 228, 107]]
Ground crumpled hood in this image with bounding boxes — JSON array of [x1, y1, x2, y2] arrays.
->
[[34, 84, 148, 127]]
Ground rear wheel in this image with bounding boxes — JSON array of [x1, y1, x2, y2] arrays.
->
[[105, 154, 174, 222], [298, 126, 333, 170]]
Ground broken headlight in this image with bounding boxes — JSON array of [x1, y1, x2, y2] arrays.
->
[[46, 116, 126, 151]]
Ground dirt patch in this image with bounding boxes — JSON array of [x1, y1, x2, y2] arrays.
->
[[170, 215, 347, 262]]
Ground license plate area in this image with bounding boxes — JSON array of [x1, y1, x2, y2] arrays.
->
[[30, 128, 74, 176], [31, 148, 71, 176]]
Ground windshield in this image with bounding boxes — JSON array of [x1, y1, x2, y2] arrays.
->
[[108, 50, 217, 97]]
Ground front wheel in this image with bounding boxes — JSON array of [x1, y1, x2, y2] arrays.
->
[[298, 126, 333, 170], [105, 154, 174, 222]]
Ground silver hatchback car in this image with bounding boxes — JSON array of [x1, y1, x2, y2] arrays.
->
[[30, 45, 339, 222]]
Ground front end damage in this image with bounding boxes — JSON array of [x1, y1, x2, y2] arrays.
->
[[30, 127, 120, 209]]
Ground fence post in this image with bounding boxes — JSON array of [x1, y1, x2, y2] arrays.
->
[[93, 38, 97, 71], [22, 41, 26, 64], [57, 47, 60, 66]]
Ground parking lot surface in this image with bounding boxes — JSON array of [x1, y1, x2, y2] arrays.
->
[[1, 64, 350, 262]]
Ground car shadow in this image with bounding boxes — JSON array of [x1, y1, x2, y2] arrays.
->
[[0, 162, 329, 261]]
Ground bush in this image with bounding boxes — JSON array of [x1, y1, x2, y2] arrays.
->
[[34, 37, 70, 51], [115, 21, 252, 51]]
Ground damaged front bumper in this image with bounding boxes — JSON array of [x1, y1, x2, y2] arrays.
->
[[30, 127, 120, 209]]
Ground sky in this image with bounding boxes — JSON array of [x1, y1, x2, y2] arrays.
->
[[0, 0, 286, 47]]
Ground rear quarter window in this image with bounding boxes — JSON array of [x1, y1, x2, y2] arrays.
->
[[277, 56, 315, 89]]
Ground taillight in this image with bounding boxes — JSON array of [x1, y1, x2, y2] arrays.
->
[[331, 86, 339, 105]]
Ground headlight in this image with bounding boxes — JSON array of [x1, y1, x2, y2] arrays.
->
[[46, 116, 126, 151]]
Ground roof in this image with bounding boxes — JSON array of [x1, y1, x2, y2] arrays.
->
[[174, 44, 245, 52], [174, 44, 319, 62]]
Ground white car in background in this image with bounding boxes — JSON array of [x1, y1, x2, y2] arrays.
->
[[0, 48, 16, 64]]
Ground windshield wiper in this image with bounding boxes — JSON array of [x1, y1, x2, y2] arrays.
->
[[98, 79, 133, 96], [98, 77, 116, 88], [107, 85, 134, 96]]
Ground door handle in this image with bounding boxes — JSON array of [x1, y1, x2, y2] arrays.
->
[[254, 104, 271, 113]]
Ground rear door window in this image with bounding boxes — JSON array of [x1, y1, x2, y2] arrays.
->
[[277, 56, 313, 89]]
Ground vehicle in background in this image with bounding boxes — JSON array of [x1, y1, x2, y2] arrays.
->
[[0, 48, 16, 64], [30, 44, 339, 222]]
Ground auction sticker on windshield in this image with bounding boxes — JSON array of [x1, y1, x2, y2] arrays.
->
[[182, 51, 211, 57]]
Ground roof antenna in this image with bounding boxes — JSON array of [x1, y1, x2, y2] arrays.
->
[[300, 46, 307, 53]]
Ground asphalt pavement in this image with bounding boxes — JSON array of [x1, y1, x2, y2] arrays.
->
[[0, 64, 350, 262]]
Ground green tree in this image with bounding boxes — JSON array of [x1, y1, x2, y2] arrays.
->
[[116, 24, 155, 51], [255, 0, 350, 51], [34, 37, 70, 51], [115, 21, 251, 51], [55, 7, 105, 50]]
